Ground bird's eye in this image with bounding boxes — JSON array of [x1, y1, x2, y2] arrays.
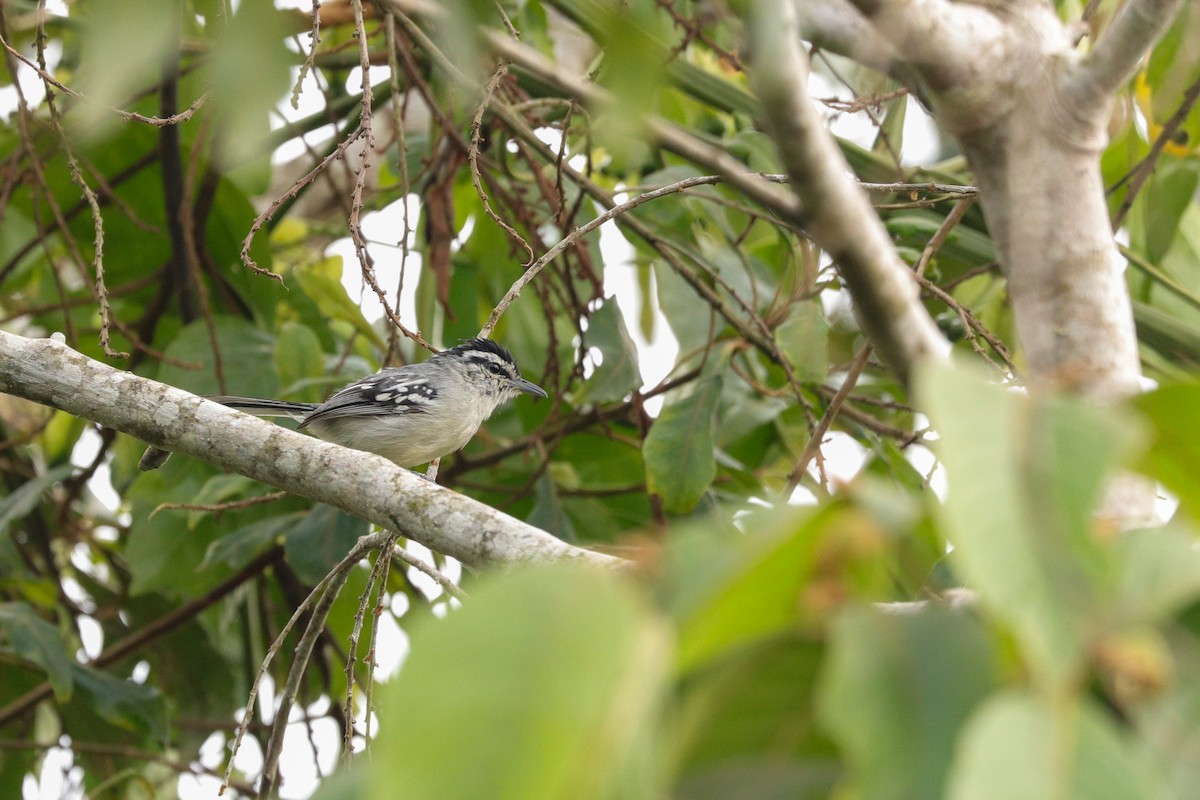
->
[[487, 362, 504, 375]]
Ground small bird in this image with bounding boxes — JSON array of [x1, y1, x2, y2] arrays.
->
[[208, 338, 546, 468]]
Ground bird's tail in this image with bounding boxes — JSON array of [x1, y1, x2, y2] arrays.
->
[[208, 396, 319, 420]]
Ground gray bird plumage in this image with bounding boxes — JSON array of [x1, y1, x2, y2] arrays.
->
[[209, 338, 546, 467]]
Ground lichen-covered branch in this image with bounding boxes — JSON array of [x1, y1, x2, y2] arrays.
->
[[0, 330, 618, 569], [750, 0, 950, 382]]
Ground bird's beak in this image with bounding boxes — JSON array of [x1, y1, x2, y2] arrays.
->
[[513, 377, 548, 398]]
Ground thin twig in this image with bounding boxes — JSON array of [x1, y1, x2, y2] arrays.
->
[[222, 535, 384, 796], [915, 196, 975, 278], [347, 0, 434, 353], [469, 61, 534, 264], [0, 34, 207, 126], [1110, 72, 1200, 229], [255, 562, 354, 799], [150, 490, 289, 518], [783, 344, 873, 496], [291, 0, 322, 109], [341, 531, 399, 764], [481, 174, 738, 335]]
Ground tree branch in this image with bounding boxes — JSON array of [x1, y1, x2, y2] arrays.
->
[[749, 0, 950, 382], [1074, 0, 1186, 106], [0, 331, 618, 569]]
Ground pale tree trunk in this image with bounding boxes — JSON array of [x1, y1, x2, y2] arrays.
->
[[793, 0, 1183, 400]]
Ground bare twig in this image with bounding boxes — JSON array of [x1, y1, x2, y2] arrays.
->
[[469, 60, 534, 265], [1110, 72, 1200, 229], [150, 490, 289, 518], [783, 344, 872, 496]]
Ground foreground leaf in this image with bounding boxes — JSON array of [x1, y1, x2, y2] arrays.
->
[[369, 565, 669, 800]]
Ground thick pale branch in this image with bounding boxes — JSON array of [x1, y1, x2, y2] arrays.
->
[[1072, 0, 1186, 110], [835, 0, 1010, 95], [0, 331, 617, 569], [750, 0, 950, 382], [790, 0, 896, 70]]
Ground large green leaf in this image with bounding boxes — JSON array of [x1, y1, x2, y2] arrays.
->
[[644, 378, 721, 514], [776, 302, 829, 384], [818, 606, 997, 800], [919, 361, 1137, 688], [946, 692, 1170, 800], [575, 296, 643, 405], [68, 664, 169, 741], [0, 602, 74, 700], [284, 505, 369, 585], [156, 317, 278, 399], [0, 463, 75, 538], [1134, 382, 1200, 519], [368, 565, 669, 800], [204, 0, 293, 165]]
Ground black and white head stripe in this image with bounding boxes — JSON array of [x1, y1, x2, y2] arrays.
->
[[439, 337, 520, 378]]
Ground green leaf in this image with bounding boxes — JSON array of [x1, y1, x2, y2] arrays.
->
[[294, 261, 387, 351], [527, 474, 576, 542], [818, 606, 996, 800], [284, 505, 369, 585], [1111, 523, 1200, 623], [368, 565, 668, 800], [69, 664, 169, 741], [1143, 163, 1199, 263], [575, 296, 643, 405], [668, 506, 841, 672], [673, 637, 838, 799], [776, 302, 829, 384], [946, 692, 1170, 800], [183, 474, 259, 531], [644, 378, 721, 514], [919, 360, 1137, 688], [0, 464, 75, 538], [204, 0, 293, 165], [1134, 382, 1200, 518], [0, 602, 74, 700], [202, 513, 300, 570], [71, 0, 179, 140], [156, 317, 278, 398], [275, 321, 326, 401]]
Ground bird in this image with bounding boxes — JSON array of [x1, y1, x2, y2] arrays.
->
[[206, 337, 546, 468]]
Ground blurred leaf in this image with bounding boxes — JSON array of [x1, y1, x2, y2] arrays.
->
[[674, 637, 837, 800], [1134, 382, 1200, 518], [201, 513, 299, 571], [294, 261, 388, 351], [71, 0, 179, 139], [156, 317, 278, 398], [69, 664, 168, 741], [1143, 163, 1199, 262], [590, 0, 670, 167], [1112, 524, 1200, 623], [275, 321, 326, 401], [946, 692, 1170, 800], [919, 360, 1138, 689], [284, 505, 369, 585], [368, 565, 669, 800], [0, 602, 73, 700], [776, 302, 829, 384], [205, 0, 293, 165], [644, 378, 721, 514], [0, 463, 74, 538], [818, 606, 996, 800], [575, 296, 643, 405]]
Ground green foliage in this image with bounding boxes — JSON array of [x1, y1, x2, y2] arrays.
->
[[1, 0, 1200, 797]]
